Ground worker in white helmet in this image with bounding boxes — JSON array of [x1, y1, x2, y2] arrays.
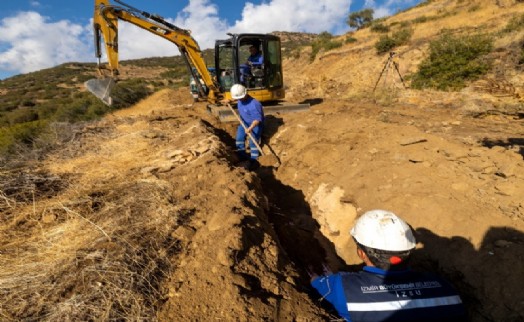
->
[[310, 210, 466, 321], [229, 83, 264, 169]]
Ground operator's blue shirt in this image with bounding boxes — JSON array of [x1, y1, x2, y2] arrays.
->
[[237, 96, 264, 125], [247, 53, 263, 66], [311, 266, 466, 322]]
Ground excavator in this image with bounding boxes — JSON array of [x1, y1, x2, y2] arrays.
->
[[86, 0, 309, 121]]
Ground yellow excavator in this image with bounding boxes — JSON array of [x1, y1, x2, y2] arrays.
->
[[86, 0, 309, 121]]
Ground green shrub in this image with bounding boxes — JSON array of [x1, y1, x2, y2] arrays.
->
[[111, 79, 153, 108], [310, 32, 343, 61], [375, 28, 413, 54], [21, 100, 36, 107], [393, 28, 413, 44], [37, 102, 58, 120], [412, 16, 428, 24], [160, 65, 187, 79], [410, 32, 493, 90], [375, 35, 398, 54], [468, 4, 481, 12], [0, 120, 48, 155], [345, 37, 357, 44], [347, 8, 374, 30], [53, 100, 89, 122], [6, 108, 39, 124]]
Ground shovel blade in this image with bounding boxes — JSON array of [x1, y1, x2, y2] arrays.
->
[[85, 78, 115, 106]]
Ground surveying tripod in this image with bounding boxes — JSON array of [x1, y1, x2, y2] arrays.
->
[[373, 52, 406, 92]]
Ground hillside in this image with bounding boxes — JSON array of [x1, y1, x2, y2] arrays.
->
[[1, 0, 524, 321]]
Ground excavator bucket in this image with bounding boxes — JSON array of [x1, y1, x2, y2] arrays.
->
[[85, 78, 115, 105]]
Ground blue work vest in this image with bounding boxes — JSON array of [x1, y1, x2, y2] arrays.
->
[[341, 267, 466, 321], [238, 97, 264, 125]]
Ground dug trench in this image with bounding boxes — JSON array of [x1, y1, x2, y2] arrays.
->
[[203, 90, 524, 322], [193, 117, 352, 318]]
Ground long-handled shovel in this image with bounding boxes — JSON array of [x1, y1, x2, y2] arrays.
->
[[226, 103, 281, 167]]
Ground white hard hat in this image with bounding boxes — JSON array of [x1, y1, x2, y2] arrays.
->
[[350, 210, 416, 252], [230, 84, 247, 100]]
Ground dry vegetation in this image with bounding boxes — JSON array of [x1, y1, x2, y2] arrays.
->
[[0, 160, 182, 320]]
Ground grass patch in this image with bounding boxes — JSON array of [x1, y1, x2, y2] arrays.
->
[[345, 36, 358, 44], [502, 13, 524, 33], [370, 22, 390, 33]]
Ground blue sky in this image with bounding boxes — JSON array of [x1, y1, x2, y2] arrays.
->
[[0, 0, 422, 80]]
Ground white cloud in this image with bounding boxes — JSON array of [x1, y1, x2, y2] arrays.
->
[[30, 1, 41, 7], [114, 22, 182, 60], [230, 0, 352, 34], [0, 0, 359, 77], [373, 7, 392, 18], [0, 12, 91, 74], [106, 0, 229, 61], [173, 0, 229, 49], [361, 0, 420, 19]]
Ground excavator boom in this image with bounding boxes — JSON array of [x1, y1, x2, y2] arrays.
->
[[88, 0, 219, 104]]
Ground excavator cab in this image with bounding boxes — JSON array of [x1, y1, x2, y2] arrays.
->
[[215, 34, 284, 102]]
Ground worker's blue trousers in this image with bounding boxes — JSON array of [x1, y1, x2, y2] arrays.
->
[[236, 122, 263, 161]]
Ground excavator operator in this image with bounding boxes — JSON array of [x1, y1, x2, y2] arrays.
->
[[240, 44, 264, 87]]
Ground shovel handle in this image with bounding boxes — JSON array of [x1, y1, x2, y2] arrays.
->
[[226, 103, 264, 156]]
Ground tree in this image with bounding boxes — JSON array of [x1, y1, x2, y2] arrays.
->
[[347, 8, 374, 30]]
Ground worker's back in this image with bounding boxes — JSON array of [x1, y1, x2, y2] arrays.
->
[[341, 268, 467, 322]]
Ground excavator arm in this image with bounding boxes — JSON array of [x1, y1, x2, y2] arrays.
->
[[87, 0, 220, 104]]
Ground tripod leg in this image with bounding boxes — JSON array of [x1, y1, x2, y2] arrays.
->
[[393, 61, 407, 89], [373, 57, 392, 92]]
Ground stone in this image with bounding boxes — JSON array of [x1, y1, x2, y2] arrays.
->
[[400, 137, 427, 146]]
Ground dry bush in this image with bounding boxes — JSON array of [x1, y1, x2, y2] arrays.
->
[[0, 179, 186, 321]]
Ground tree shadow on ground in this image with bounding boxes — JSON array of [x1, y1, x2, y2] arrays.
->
[[412, 226, 524, 322], [480, 137, 524, 159]]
